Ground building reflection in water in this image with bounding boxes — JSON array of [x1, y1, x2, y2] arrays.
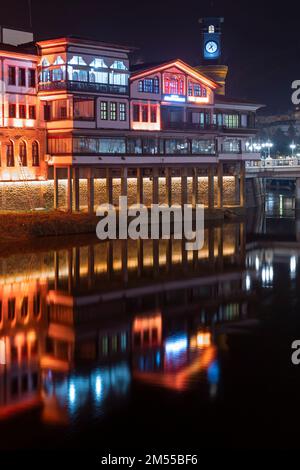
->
[[0, 221, 253, 425]]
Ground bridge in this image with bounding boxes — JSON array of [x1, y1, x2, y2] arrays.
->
[[246, 158, 300, 178]]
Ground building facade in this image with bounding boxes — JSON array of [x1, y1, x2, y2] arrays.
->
[[0, 28, 262, 211]]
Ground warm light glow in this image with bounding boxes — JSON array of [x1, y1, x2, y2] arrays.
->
[[131, 59, 219, 89], [187, 96, 209, 103]]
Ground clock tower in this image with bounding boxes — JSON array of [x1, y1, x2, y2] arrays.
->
[[200, 17, 223, 61], [196, 17, 228, 95]]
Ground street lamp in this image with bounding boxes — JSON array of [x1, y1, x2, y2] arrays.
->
[[290, 141, 296, 157]]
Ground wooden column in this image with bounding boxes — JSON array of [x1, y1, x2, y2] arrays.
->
[[208, 166, 214, 209], [73, 167, 80, 211], [67, 166, 73, 212], [181, 167, 188, 206], [137, 238, 144, 278], [137, 168, 144, 205], [235, 163, 240, 206], [165, 168, 172, 206], [87, 169, 95, 213], [121, 167, 128, 197], [192, 168, 198, 208], [152, 167, 159, 205], [54, 251, 59, 290], [217, 162, 223, 208], [208, 226, 215, 269], [106, 168, 113, 205], [54, 166, 59, 210], [240, 161, 246, 207]]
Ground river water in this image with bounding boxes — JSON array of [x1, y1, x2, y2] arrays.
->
[[1, 191, 300, 451]]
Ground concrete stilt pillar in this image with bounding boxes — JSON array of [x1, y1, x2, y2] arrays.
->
[[87, 169, 95, 213], [106, 168, 113, 205], [54, 166, 59, 210], [217, 163, 223, 208], [181, 167, 188, 206], [137, 168, 144, 205], [152, 168, 159, 205], [208, 167, 214, 209], [192, 168, 198, 208], [240, 161, 246, 207], [67, 166, 73, 212], [165, 168, 172, 206], [121, 167, 128, 198], [73, 167, 80, 211]]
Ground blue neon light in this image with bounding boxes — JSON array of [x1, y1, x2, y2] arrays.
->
[[163, 94, 186, 103], [165, 334, 188, 354]]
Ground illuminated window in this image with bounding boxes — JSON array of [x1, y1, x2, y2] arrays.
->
[[208, 25, 215, 33], [127, 137, 142, 154], [19, 104, 26, 119], [28, 69, 36, 87], [110, 60, 127, 70], [41, 58, 50, 67], [18, 68, 26, 87], [32, 141, 39, 166], [8, 66, 16, 85], [142, 138, 162, 154], [6, 141, 14, 167], [109, 71, 128, 86], [164, 73, 185, 95], [223, 114, 239, 128], [165, 138, 189, 154], [53, 56, 64, 65], [69, 56, 87, 65], [90, 58, 108, 68], [192, 139, 216, 154], [29, 105, 36, 120], [138, 76, 160, 94], [133, 104, 140, 122], [119, 103, 126, 121], [110, 102, 117, 120], [19, 141, 27, 166], [141, 105, 148, 122], [52, 67, 64, 81], [8, 103, 16, 118], [100, 101, 108, 120], [150, 105, 157, 123], [74, 97, 94, 120], [223, 139, 241, 153]]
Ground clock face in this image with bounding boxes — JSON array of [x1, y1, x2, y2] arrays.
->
[[205, 41, 218, 54]]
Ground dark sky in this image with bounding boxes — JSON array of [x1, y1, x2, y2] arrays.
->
[[2, 0, 300, 113]]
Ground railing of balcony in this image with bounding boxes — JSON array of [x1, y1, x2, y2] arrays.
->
[[39, 81, 129, 95], [162, 121, 256, 132]]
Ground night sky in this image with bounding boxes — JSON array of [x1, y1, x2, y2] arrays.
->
[[2, 0, 300, 113]]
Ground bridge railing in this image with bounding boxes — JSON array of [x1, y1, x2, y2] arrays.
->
[[246, 158, 300, 168]]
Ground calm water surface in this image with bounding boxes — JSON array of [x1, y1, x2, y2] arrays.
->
[[1, 190, 300, 450]]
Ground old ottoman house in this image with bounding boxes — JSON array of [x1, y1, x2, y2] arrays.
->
[[0, 21, 262, 212]]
